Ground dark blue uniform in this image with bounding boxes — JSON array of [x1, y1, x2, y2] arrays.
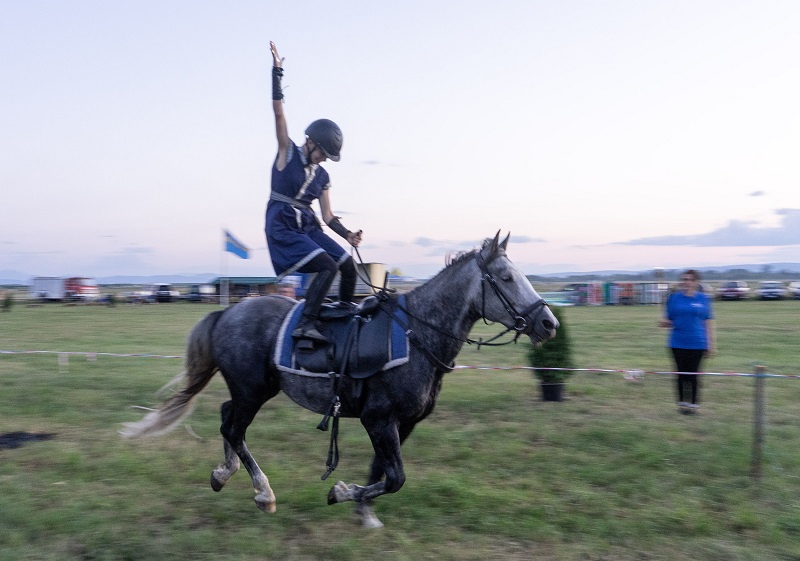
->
[[265, 141, 349, 278]]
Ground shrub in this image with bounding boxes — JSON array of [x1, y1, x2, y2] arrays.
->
[[527, 305, 574, 383], [2, 291, 12, 312]]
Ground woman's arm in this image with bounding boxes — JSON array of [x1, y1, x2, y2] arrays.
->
[[319, 190, 362, 247], [270, 41, 290, 170]]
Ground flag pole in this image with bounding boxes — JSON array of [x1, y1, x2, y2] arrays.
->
[[221, 228, 229, 307]]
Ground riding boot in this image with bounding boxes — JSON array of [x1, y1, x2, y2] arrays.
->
[[292, 314, 328, 342], [292, 268, 335, 343]]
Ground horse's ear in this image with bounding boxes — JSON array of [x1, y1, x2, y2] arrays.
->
[[500, 232, 510, 251], [490, 230, 501, 253]]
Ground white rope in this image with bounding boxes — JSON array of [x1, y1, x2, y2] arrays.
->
[[3, 349, 798, 378]]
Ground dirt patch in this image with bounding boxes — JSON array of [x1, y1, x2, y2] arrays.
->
[[0, 431, 56, 450]]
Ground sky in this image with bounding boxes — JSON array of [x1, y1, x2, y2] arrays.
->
[[2, 0, 800, 280]]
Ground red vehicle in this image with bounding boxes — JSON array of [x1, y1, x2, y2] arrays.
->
[[64, 277, 100, 302]]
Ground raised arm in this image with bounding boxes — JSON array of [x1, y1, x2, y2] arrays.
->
[[270, 41, 290, 168]]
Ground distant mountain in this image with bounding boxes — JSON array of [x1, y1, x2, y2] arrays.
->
[[0, 270, 32, 285]]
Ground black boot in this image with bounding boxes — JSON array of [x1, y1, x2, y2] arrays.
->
[[293, 262, 336, 343], [292, 315, 328, 342]]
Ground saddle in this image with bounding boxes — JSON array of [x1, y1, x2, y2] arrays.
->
[[275, 295, 409, 379]]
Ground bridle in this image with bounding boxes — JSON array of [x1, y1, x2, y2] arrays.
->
[[474, 250, 550, 339]]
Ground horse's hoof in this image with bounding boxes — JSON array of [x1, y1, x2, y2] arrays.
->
[[362, 514, 384, 529], [255, 495, 277, 513], [356, 504, 384, 529], [327, 486, 338, 505], [210, 473, 224, 492], [328, 480, 351, 505]]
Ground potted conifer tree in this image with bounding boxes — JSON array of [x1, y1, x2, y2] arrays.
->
[[527, 306, 574, 401]]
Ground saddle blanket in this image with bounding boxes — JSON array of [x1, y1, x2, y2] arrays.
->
[[275, 296, 410, 378]]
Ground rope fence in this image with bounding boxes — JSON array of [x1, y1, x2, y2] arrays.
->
[[3, 349, 799, 378], [3, 349, 796, 480]]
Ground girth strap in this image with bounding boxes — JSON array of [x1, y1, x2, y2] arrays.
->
[[316, 319, 361, 480]]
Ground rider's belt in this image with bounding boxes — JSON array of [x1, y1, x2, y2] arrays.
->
[[270, 191, 312, 210]]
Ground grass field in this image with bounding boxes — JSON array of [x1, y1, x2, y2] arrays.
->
[[1, 299, 800, 560]]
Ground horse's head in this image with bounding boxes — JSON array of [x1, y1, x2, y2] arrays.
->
[[474, 232, 559, 344]]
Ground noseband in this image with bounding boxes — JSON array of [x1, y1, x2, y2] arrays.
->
[[474, 251, 549, 336]]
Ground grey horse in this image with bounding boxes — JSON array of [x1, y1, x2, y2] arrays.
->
[[122, 232, 558, 528]]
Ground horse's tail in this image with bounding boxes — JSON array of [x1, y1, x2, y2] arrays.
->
[[121, 309, 224, 438]]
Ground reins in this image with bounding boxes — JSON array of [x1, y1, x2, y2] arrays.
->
[[350, 246, 548, 356]]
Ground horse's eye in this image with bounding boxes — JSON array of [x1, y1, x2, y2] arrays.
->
[[501, 274, 513, 282]]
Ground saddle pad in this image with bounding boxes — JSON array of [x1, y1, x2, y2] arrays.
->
[[275, 296, 409, 377]]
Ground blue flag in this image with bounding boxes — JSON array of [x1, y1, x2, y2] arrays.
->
[[224, 230, 249, 259]]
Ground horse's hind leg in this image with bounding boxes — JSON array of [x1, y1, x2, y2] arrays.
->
[[217, 394, 278, 513], [210, 401, 240, 492]]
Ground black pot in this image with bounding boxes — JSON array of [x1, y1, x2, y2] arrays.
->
[[540, 382, 565, 402]]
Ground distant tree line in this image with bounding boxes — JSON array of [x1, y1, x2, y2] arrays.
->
[[527, 267, 800, 284]]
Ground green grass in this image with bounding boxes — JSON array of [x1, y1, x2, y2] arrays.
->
[[1, 300, 800, 560]]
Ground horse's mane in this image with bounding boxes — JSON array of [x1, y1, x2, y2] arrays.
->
[[444, 238, 495, 268]]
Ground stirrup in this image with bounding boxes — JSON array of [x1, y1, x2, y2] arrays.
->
[[292, 323, 328, 343], [327, 301, 356, 312]]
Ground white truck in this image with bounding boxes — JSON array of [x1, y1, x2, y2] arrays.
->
[[29, 277, 66, 301], [29, 277, 100, 302]]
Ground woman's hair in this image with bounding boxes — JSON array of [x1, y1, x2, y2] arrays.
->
[[682, 269, 700, 281]]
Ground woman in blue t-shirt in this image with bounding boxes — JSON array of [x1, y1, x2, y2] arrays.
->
[[266, 41, 362, 343], [659, 269, 717, 413]]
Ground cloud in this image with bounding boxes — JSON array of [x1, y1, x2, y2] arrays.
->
[[413, 237, 486, 250], [620, 208, 800, 247], [749, 190, 766, 197], [413, 237, 441, 248], [509, 235, 546, 244]]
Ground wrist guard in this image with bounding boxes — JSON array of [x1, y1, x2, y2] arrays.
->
[[327, 217, 352, 240], [272, 66, 284, 101]]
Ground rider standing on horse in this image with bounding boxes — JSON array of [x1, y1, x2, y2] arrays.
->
[[266, 41, 362, 343]]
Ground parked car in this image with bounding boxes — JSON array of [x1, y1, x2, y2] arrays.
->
[[716, 280, 750, 300], [756, 281, 787, 300], [187, 284, 216, 303], [788, 281, 800, 299], [152, 283, 179, 303]]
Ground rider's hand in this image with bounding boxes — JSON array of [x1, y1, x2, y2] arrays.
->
[[270, 41, 284, 68], [348, 230, 362, 248]]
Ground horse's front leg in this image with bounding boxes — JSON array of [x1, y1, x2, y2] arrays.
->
[[352, 422, 416, 528], [327, 418, 405, 527]]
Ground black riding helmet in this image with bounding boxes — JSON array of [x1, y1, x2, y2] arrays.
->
[[304, 119, 342, 162]]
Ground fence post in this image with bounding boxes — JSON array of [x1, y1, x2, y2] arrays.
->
[[751, 364, 767, 482]]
